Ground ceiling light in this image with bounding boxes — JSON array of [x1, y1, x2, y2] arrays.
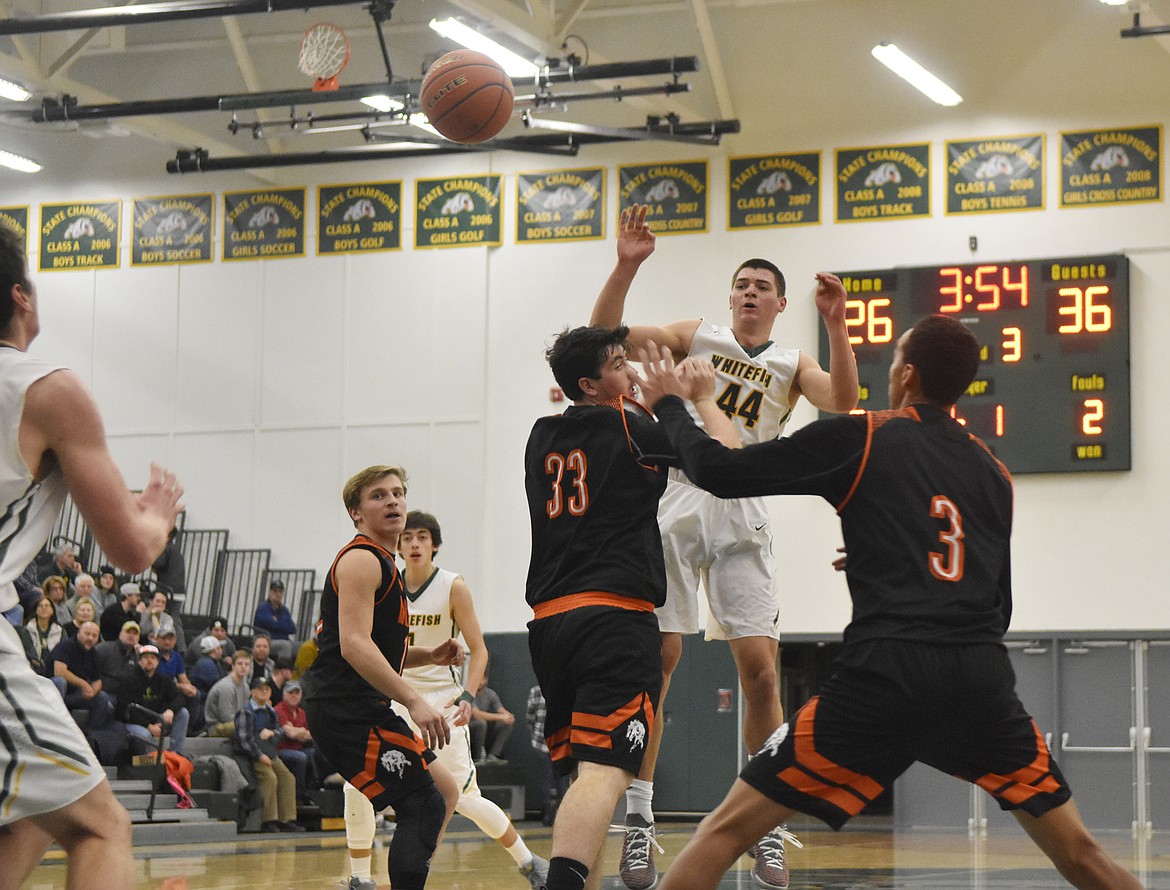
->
[[1099, 0, 1128, 5], [0, 149, 42, 173], [0, 77, 31, 102], [361, 94, 404, 113], [871, 43, 962, 106], [428, 18, 540, 78]]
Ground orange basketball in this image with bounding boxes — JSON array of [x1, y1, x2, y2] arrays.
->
[[420, 50, 515, 144]]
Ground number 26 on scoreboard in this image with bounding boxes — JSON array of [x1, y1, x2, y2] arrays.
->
[[845, 297, 893, 345]]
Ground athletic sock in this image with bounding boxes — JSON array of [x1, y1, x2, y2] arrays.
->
[[546, 856, 589, 890], [504, 835, 535, 867], [349, 851, 372, 880], [626, 778, 655, 823]]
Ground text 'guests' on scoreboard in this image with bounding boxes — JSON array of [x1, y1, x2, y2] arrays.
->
[[818, 254, 1130, 475]]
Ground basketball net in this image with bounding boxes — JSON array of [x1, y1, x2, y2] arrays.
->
[[299, 22, 350, 92]]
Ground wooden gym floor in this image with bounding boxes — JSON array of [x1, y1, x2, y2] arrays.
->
[[26, 815, 1170, 889]]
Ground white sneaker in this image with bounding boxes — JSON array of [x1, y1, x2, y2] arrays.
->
[[519, 853, 549, 890]]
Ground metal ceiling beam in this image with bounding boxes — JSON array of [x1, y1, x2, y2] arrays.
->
[[523, 114, 738, 145], [0, 0, 364, 35], [689, 0, 735, 119]]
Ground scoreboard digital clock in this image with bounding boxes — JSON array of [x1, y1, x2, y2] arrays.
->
[[818, 254, 1130, 474]]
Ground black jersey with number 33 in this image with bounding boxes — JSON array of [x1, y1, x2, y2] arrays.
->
[[655, 398, 1014, 645], [524, 404, 676, 609]]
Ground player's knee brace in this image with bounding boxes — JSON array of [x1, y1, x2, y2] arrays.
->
[[387, 782, 447, 890], [344, 781, 377, 849], [456, 791, 511, 839]]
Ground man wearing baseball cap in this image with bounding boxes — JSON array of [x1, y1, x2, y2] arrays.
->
[[184, 615, 235, 666], [119, 644, 190, 756], [236, 675, 300, 832], [190, 635, 228, 696], [253, 578, 298, 642]]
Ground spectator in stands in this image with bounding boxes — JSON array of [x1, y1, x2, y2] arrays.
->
[[10, 562, 42, 626], [274, 680, 324, 802], [205, 648, 252, 737], [39, 540, 81, 585], [42, 575, 72, 626], [269, 656, 295, 706], [469, 673, 515, 764], [23, 595, 64, 675], [152, 627, 200, 728], [526, 683, 567, 826], [59, 596, 95, 640], [119, 644, 189, 756], [143, 589, 184, 650], [235, 675, 301, 832], [100, 582, 143, 641], [67, 573, 96, 617], [247, 633, 275, 686], [184, 616, 235, 667], [96, 620, 142, 702], [253, 579, 297, 642], [190, 635, 228, 695], [151, 527, 187, 604], [49, 621, 115, 730], [91, 565, 120, 614]]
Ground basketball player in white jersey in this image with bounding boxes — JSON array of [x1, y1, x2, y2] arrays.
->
[[342, 511, 548, 890], [0, 224, 184, 889], [591, 205, 858, 890]]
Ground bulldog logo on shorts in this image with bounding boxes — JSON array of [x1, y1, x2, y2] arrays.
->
[[381, 749, 408, 778], [626, 719, 647, 751], [759, 722, 789, 759]]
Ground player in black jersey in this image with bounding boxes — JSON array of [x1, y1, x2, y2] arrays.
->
[[303, 465, 465, 890], [636, 316, 1142, 890], [526, 325, 739, 890]]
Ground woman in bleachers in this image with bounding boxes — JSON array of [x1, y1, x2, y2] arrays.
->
[[23, 595, 65, 675]]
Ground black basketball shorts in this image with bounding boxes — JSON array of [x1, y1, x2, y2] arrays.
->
[[528, 602, 662, 777], [305, 694, 437, 811], [741, 639, 1072, 829]]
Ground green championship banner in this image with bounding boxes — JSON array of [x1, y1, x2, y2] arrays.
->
[[132, 194, 214, 266], [1060, 125, 1162, 208], [945, 135, 1044, 215], [516, 168, 605, 244], [223, 188, 305, 261], [618, 161, 708, 235], [835, 143, 930, 222], [39, 200, 121, 271], [728, 152, 820, 229], [0, 206, 29, 244], [415, 175, 502, 249], [318, 182, 402, 254]]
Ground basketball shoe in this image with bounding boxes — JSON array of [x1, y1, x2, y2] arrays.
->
[[520, 853, 549, 890], [619, 813, 663, 890], [749, 824, 802, 889]]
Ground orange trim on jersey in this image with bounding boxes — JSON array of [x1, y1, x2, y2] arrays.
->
[[573, 693, 654, 734], [969, 432, 1014, 488], [330, 535, 399, 606], [973, 721, 1061, 804], [350, 726, 429, 801], [547, 726, 572, 763], [532, 591, 655, 619], [837, 407, 920, 513], [571, 729, 614, 749], [775, 697, 884, 815], [617, 395, 662, 471]]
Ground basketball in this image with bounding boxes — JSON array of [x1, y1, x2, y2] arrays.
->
[[420, 50, 515, 144]]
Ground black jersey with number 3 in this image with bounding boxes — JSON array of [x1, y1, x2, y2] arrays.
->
[[524, 404, 676, 608], [655, 398, 1014, 645]]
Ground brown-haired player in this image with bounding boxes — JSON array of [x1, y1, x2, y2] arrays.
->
[[302, 465, 463, 890], [0, 223, 184, 889], [525, 325, 738, 890], [637, 316, 1142, 890], [592, 205, 857, 890]]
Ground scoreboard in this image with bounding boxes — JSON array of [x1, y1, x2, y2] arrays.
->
[[819, 254, 1130, 475]]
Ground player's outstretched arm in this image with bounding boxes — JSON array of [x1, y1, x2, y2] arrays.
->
[[791, 273, 859, 413], [336, 548, 451, 749], [591, 204, 698, 360], [23, 369, 182, 572]]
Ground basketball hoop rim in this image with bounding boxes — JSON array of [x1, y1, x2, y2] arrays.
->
[[299, 21, 350, 81]]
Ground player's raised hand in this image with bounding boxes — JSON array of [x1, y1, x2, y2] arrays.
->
[[814, 272, 848, 324], [430, 638, 465, 667], [617, 203, 656, 266], [676, 357, 718, 402], [409, 697, 452, 750], [634, 340, 687, 407], [138, 462, 184, 527]]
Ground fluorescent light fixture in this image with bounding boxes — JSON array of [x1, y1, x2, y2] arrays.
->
[[0, 77, 31, 102], [0, 149, 42, 173], [407, 112, 443, 137], [871, 43, 962, 106], [429, 17, 540, 78], [1098, 0, 1128, 5], [361, 94, 404, 113]]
